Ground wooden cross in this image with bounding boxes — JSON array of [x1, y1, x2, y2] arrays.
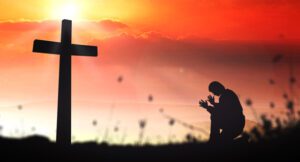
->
[[33, 19, 98, 145]]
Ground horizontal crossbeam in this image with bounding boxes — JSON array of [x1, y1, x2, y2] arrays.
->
[[71, 44, 98, 56], [33, 40, 98, 57], [33, 40, 61, 54]]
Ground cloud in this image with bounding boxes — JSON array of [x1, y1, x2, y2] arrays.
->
[[0, 18, 299, 71], [92, 32, 300, 68], [88, 31, 300, 94], [0, 19, 129, 33], [0, 20, 59, 31], [96, 19, 128, 32]]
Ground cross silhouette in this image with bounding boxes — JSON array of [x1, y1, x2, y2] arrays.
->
[[33, 19, 98, 145]]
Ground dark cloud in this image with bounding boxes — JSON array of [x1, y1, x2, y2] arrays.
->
[[92, 32, 300, 69], [87, 32, 300, 100]]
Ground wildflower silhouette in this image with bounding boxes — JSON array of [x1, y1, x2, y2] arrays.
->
[[185, 133, 197, 143], [272, 54, 283, 63], [269, 79, 275, 85], [17, 105, 23, 110], [168, 118, 175, 143], [0, 126, 3, 135], [117, 76, 123, 83], [245, 98, 260, 123], [92, 120, 98, 126], [114, 126, 119, 132], [139, 119, 147, 145], [289, 77, 296, 84], [148, 95, 153, 102], [159, 109, 209, 138]]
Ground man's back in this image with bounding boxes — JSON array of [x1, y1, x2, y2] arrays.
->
[[217, 89, 244, 128]]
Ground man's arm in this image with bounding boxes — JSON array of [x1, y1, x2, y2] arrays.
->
[[208, 95, 218, 107], [206, 106, 215, 114], [199, 100, 215, 114]]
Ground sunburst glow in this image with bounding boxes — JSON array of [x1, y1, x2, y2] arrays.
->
[[52, 3, 81, 20]]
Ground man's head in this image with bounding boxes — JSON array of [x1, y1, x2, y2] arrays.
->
[[209, 81, 226, 96]]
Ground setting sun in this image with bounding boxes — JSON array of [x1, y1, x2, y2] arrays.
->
[[52, 3, 81, 20]]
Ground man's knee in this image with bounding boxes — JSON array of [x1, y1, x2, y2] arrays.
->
[[221, 127, 243, 140]]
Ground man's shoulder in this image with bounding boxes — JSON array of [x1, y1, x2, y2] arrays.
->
[[225, 89, 235, 94], [223, 89, 238, 98]]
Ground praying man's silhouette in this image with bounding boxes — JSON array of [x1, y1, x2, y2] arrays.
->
[[199, 81, 245, 144], [32, 19, 98, 145]]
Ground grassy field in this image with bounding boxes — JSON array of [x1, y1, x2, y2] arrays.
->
[[0, 121, 299, 162]]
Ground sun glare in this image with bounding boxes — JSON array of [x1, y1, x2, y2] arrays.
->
[[52, 3, 81, 20]]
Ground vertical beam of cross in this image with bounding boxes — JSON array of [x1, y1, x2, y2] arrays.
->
[[33, 20, 98, 145], [57, 20, 72, 145]]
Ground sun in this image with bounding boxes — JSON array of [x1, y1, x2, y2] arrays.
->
[[52, 3, 81, 20]]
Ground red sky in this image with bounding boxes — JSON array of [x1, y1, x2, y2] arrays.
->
[[0, 0, 299, 144]]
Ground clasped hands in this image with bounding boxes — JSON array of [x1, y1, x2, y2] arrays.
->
[[199, 95, 216, 109]]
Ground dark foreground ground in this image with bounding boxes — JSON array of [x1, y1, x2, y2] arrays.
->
[[0, 126, 299, 162]]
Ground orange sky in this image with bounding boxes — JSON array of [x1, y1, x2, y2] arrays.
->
[[0, 0, 299, 40], [0, 0, 299, 144]]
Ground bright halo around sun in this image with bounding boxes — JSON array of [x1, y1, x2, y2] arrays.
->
[[52, 3, 81, 20]]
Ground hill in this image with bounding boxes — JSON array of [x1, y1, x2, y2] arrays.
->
[[0, 123, 299, 162]]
